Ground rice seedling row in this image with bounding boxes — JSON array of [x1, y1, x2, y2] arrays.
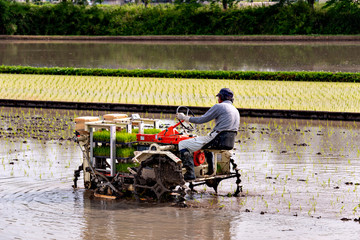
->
[[2, 74, 360, 112]]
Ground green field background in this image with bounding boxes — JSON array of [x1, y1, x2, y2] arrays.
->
[[1, 1, 360, 35]]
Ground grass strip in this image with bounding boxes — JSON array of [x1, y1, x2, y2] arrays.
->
[[1, 65, 360, 82]]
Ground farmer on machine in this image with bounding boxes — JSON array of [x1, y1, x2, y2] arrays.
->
[[176, 88, 240, 180]]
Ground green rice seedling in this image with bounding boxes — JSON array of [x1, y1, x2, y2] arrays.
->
[[93, 146, 135, 158], [132, 128, 161, 134], [93, 130, 111, 142], [116, 132, 137, 143], [116, 147, 135, 158], [93, 146, 110, 157], [116, 162, 139, 173], [93, 130, 134, 143]]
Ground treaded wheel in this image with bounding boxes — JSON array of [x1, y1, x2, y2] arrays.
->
[[133, 154, 185, 202]]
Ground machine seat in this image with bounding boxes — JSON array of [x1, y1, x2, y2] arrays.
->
[[202, 131, 237, 150]]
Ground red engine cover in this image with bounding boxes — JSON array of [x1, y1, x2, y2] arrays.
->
[[193, 150, 205, 166], [136, 121, 194, 145]]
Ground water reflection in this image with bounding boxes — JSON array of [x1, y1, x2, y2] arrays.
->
[[1, 40, 360, 72], [0, 139, 84, 240], [82, 195, 233, 240]]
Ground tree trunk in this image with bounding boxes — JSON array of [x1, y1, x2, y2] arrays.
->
[[222, 0, 228, 10], [307, 0, 315, 8]]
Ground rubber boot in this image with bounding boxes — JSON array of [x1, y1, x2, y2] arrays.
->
[[205, 151, 214, 175], [180, 149, 195, 180]]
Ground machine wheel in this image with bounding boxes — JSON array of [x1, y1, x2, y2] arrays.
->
[[133, 154, 185, 202]]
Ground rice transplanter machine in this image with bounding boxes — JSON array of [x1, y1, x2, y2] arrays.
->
[[73, 107, 241, 202]]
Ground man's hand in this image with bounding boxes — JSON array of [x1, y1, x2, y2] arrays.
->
[[176, 113, 190, 123]]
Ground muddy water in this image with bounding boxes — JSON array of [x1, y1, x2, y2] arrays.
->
[[1, 40, 360, 72], [1, 107, 360, 240]]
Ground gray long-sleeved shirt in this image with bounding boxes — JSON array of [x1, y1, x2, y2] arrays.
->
[[189, 100, 240, 132]]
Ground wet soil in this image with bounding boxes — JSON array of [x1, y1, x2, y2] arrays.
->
[[1, 107, 360, 239]]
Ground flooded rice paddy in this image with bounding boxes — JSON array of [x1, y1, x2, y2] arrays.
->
[[1, 40, 360, 72], [1, 107, 360, 239]]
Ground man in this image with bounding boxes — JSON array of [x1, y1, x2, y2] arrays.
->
[[176, 88, 240, 180]]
